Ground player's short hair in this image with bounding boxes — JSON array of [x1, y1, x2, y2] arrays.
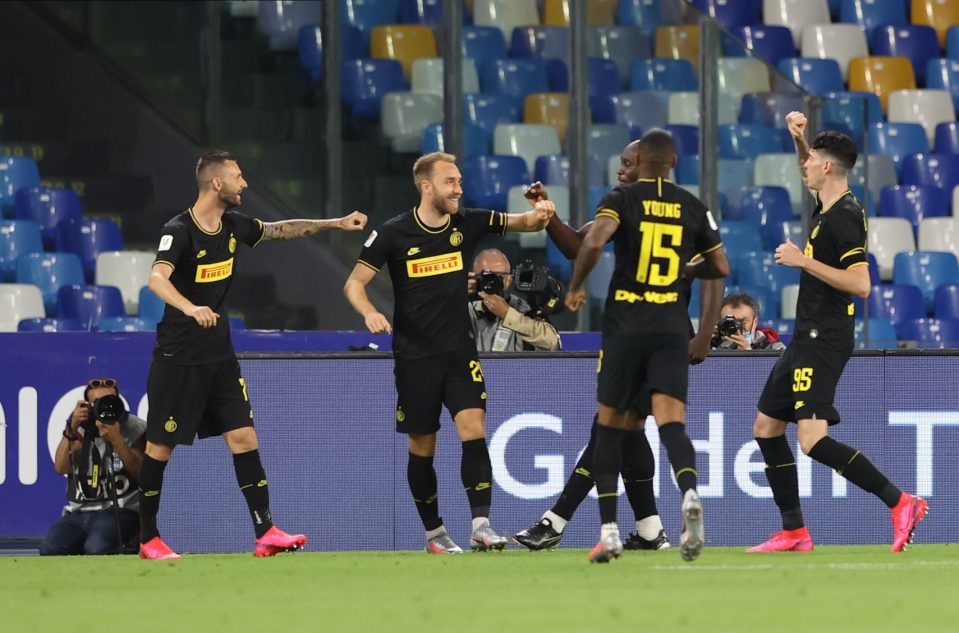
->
[[722, 292, 761, 319], [413, 152, 457, 187], [636, 128, 676, 164], [196, 150, 235, 188], [810, 131, 857, 175]]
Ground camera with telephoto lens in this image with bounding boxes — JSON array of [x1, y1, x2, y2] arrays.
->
[[512, 260, 562, 319], [716, 315, 744, 338], [475, 269, 505, 296], [81, 394, 126, 436]]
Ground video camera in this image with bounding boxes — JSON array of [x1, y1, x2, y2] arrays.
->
[[512, 260, 562, 320], [80, 394, 126, 436]]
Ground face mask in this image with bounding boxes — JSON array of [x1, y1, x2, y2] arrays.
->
[[743, 331, 753, 346]]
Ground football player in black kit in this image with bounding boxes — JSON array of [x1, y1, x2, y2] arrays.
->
[[564, 130, 730, 563], [138, 150, 368, 560], [749, 112, 927, 554], [343, 152, 556, 554]]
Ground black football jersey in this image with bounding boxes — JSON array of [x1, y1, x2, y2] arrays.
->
[[596, 178, 722, 337], [795, 190, 868, 349], [358, 207, 507, 359], [152, 208, 263, 364]]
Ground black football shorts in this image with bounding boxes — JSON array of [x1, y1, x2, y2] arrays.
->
[[597, 334, 689, 412], [393, 349, 487, 435], [757, 338, 851, 424]]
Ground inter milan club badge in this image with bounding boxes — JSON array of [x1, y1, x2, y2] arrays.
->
[[450, 230, 464, 246], [229, 235, 237, 253]]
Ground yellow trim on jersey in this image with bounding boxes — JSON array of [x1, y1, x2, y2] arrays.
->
[[595, 208, 620, 223], [840, 247, 865, 261], [489, 210, 507, 235], [188, 207, 222, 235], [657, 177, 662, 197], [847, 261, 869, 269], [406, 252, 463, 277], [154, 260, 175, 271], [412, 207, 451, 234], [251, 218, 265, 247], [700, 242, 723, 255], [357, 259, 380, 273], [820, 190, 853, 215]]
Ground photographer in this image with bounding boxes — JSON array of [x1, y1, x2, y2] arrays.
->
[[39, 378, 146, 555], [468, 248, 561, 351], [711, 293, 786, 351]]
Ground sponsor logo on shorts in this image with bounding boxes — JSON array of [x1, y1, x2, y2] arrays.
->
[[795, 401, 804, 410], [195, 257, 234, 283], [164, 417, 178, 433], [406, 252, 463, 278]]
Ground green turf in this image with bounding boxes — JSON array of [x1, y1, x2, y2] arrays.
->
[[1, 545, 956, 632]]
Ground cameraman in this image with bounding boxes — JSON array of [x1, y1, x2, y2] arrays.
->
[[468, 248, 561, 351], [712, 293, 786, 350], [39, 378, 146, 555]]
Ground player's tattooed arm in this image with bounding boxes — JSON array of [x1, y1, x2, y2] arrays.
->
[[262, 211, 368, 240]]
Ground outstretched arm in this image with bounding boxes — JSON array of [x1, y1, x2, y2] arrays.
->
[[343, 263, 392, 333], [785, 111, 814, 197], [262, 211, 367, 240], [504, 199, 556, 233], [526, 181, 590, 258]]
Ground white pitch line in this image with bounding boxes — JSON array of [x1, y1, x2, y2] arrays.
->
[[648, 560, 959, 572]]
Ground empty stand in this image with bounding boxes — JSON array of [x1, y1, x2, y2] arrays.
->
[[0, 283, 45, 332], [95, 251, 154, 316]]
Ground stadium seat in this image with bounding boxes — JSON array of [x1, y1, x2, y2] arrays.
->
[[0, 219, 42, 282], [926, 59, 959, 118], [523, 93, 570, 142], [587, 250, 615, 304], [512, 184, 569, 248], [298, 24, 364, 84], [370, 25, 437, 80], [472, 0, 539, 45], [868, 122, 930, 178], [668, 91, 738, 126], [0, 157, 41, 218], [592, 91, 668, 135], [763, 0, 831, 48], [918, 217, 959, 256], [718, 220, 764, 265], [880, 185, 949, 238], [718, 124, 785, 160], [139, 286, 166, 323], [855, 318, 899, 349], [801, 24, 869, 83], [692, 0, 761, 29], [840, 0, 908, 42], [587, 124, 631, 163], [913, 0, 959, 49], [780, 283, 800, 320], [542, 0, 618, 26], [776, 58, 844, 97], [587, 26, 651, 87], [95, 251, 154, 316], [954, 183, 959, 216], [615, 0, 683, 37], [629, 58, 697, 92], [534, 154, 605, 189], [420, 122, 490, 158], [666, 124, 699, 156], [56, 284, 126, 331], [462, 26, 508, 67], [398, 0, 442, 24], [16, 317, 85, 332], [55, 218, 124, 284], [493, 123, 562, 174], [737, 251, 801, 297], [867, 251, 881, 286], [0, 283, 45, 332], [381, 92, 443, 152], [675, 155, 700, 186], [934, 283, 959, 319], [654, 25, 700, 71], [868, 217, 916, 281], [865, 283, 924, 325], [848, 56, 917, 115], [411, 58, 480, 97], [739, 186, 795, 249], [822, 91, 883, 148], [98, 316, 155, 333], [719, 58, 771, 107], [463, 93, 520, 142], [901, 153, 959, 195], [511, 26, 570, 70], [871, 25, 939, 86], [587, 59, 622, 112], [848, 184, 877, 217], [950, 25, 959, 60], [341, 59, 407, 119], [461, 155, 530, 210], [13, 187, 83, 251], [739, 92, 806, 129], [754, 153, 807, 214], [479, 59, 551, 111], [848, 155, 898, 210], [342, 0, 400, 49], [893, 250, 959, 311], [725, 25, 796, 68], [779, 219, 805, 246], [257, 0, 323, 50], [897, 317, 959, 348], [16, 251, 84, 315]]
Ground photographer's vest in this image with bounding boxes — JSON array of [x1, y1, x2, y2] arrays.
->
[[64, 415, 147, 515], [469, 295, 532, 352]]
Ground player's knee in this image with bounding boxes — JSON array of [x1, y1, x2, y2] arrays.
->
[[753, 414, 785, 438], [797, 428, 825, 456]]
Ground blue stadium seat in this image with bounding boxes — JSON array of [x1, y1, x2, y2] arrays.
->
[[948, 25, 959, 60], [616, 0, 681, 37], [98, 316, 155, 332], [867, 283, 925, 324], [896, 317, 959, 348], [0, 157, 41, 218], [56, 284, 126, 331], [718, 124, 784, 160], [822, 91, 884, 149], [546, 239, 571, 282], [588, 186, 608, 218], [666, 124, 699, 156], [511, 26, 570, 66], [258, 0, 323, 50], [901, 153, 959, 194], [724, 25, 796, 68], [675, 155, 700, 186], [534, 153, 604, 188], [893, 251, 959, 312], [138, 287, 166, 324], [341, 59, 407, 119], [867, 252, 880, 286], [420, 122, 489, 158], [840, 0, 907, 42], [463, 93, 520, 142], [461, 155, 530, 210], [738, 186, 795, 250], [341, 0, 400, 50], [587, 251, 615, 305], [855, 318, 899, 349], [879, 184, 949, 238], [587, 124, 631, 163], [0, 219, 43, 282], [587, 58, 622, 112], [935, 284, 959, 319], [934, 122, 959, 154], [871, 25, 940, 86], [462, 26, 508, 67], [16, 317, 86, 332], [777, 58, 844, 97], [229, 316, 247, 330], [398, 0, 443, 24], [298, 24, 366, 83], [479, 59, 551, 111], [591, 91, 667, 136], [927, 59, 959, 117], [737, 251, 801, 297], [847, 184, 877, 217], [869, 122, 931, 178], [718, 220, 764, 268], [55, 218, 124, 284], [691, 0, 761, 29], [718, 159, 755, 208], [587, 26, 651, 87], [16, 252, 85, 315], [629, 58, 697, 92], [739, 92, 806, 128]]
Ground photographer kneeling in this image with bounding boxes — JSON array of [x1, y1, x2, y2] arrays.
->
[[40, 378, 146, 555], [468, 248, 561, 352], [712, 293, 786, 351]]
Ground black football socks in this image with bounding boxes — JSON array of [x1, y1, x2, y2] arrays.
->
[[593, 424, 625, 524], [807, 437, 902, 508], [658, 421, 697, 494], [408, 452, 442, 531], [551, 417, 599, 521], [233, 449, 274, 539], [461, 438, 493, 520], [756, 435, 804, 530], [138, 454, 167, 543], [621, 429, 658, 521]]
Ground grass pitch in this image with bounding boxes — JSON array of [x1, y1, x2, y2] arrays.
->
[[1, 545, 956, 633]]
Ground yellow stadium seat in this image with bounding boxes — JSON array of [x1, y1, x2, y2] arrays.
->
[[524, 93, 571, 142], [848, 56, 917, 115], [370, 25, 438, 81], [655, 25, 700, 72], [543, 0, 617, 26], [912, 0, 959, 48]]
